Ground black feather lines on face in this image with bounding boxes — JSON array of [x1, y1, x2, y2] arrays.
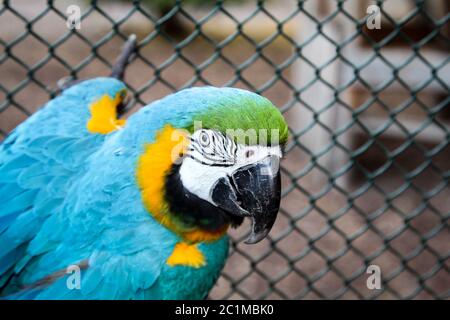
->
[[189, 130, 236, 167], [164, 163, 244, 232]]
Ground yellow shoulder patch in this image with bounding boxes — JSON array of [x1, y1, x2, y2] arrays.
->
[[87, 93, 126, 134], [166, 242, 206, 268]]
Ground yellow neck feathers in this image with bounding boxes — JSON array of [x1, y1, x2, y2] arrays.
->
[[136, 125, 228, 243]]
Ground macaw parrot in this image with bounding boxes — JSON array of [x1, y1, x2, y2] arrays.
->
[[0, 37, 288, 300]]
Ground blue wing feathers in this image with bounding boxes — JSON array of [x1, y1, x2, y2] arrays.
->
[[0, 77, 179, 299], [0, 212, 21, 234], [0, 244, 27, 275], [1, 81, 234, 299], [1, 190, 36, 218], [0, 78, 130, 297]]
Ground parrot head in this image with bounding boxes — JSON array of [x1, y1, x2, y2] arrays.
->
[[134, 87, 288, 244]]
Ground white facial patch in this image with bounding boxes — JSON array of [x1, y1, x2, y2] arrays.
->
[[179, 129, 282, 203]]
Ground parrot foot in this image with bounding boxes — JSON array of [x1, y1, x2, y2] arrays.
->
[[166, 242, 206, 268], [87, 93, 127, 134]]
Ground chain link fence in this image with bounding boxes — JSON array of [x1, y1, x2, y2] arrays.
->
[[0, 0, 449, 299]]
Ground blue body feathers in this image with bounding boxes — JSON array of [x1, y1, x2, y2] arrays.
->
[[0, 78, 248, 299]]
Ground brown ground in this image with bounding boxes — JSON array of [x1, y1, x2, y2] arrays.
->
[[0, 1, 449, 299]]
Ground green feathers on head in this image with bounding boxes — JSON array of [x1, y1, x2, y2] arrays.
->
[[186, 93, 288, 146]]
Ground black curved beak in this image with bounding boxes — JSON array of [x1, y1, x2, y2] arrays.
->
[[211, 155, 281, 244]]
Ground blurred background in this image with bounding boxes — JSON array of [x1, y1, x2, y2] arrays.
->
[[0, 0, 449, 299]]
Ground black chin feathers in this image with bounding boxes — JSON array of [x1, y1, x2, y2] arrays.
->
[[164, 164, 244, 232]]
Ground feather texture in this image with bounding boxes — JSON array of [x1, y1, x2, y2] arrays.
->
[[0, 79, 288, 299]]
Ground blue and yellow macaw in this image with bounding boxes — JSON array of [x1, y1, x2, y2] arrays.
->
[[0, 39, 288, 300]]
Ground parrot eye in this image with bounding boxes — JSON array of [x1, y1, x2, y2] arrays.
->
[[187, 129, 236, 167], [200, 132, 210, 147]]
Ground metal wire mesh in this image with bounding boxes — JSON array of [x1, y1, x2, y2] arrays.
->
[[0, 0, 449, 299]]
